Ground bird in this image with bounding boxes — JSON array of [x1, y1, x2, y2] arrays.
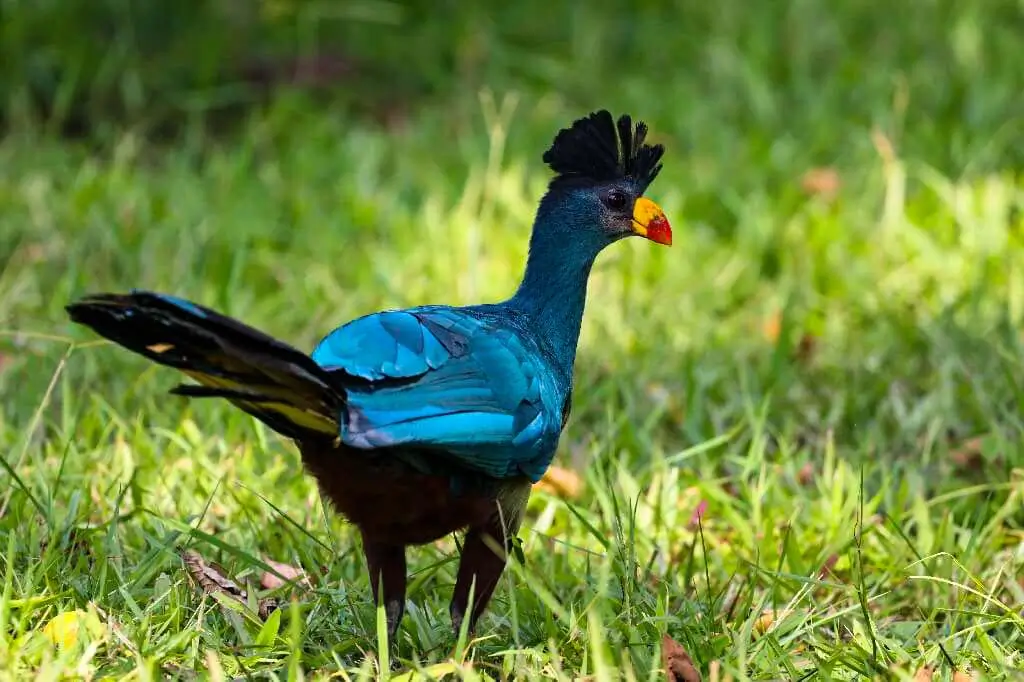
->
[[65, 109, 671, 641]]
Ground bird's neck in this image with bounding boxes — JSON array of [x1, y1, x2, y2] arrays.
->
[[508, 216, 602, 375]]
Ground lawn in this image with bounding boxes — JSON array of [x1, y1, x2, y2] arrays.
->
[[1, 1, 1023, 679]]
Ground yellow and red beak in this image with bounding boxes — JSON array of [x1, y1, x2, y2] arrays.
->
[[631, 197, 672, 246]]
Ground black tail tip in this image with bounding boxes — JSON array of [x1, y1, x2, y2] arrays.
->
[[65, 300, 96, 325], [65, 294, 134, 331], [65, 301, 87, 321]]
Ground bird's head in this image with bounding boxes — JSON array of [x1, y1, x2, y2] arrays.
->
[[536, 110, 671, 249]]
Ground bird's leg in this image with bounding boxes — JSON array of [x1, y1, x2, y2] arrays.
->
[[449, 515, 519, 637], [361, 536, 407, 643]]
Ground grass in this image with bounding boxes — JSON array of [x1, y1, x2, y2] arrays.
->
[[2, 1, 1024, 679]]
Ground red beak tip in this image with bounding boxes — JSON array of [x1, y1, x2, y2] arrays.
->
[[650, 217, 672, 245]]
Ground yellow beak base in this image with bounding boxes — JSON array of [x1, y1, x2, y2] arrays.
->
[[632, 197, 672, 245]]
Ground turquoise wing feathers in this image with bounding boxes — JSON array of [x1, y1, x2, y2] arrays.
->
[[311, 306, 566, 482]]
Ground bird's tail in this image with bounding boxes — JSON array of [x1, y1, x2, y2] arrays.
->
[[66, 290, 343, 440]]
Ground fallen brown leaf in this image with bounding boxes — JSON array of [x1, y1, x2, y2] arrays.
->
[[260, 558, 312, 591], [951, 436, 983, 466], [913, 666, 934, 682], [796, 462, 815, 486], [181, 550, 276, 619], [182, 550, 245, 599], [948, 435, 1002, 471], [662, 633, 701, 682], [795, 333, 816, 363], [533, 465, 582, 499], [952, 670, 978, 682], [800, 167, 841, 199]]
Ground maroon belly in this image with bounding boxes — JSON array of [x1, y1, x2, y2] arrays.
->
[[298, 441, 510, 546]]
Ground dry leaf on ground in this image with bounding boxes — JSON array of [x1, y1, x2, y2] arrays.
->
[[800, 167, 841, 199], [913, 666, 934, 682], [795, 333, 816, 362], [260, 558, 312, 591], [182, 550, 246, 599], [796, 462, 815, 486], [533, 465, 582, 499], [948, 435, 1002, 470], [662, 633, 701, 682], [181, 549, 276, 619]]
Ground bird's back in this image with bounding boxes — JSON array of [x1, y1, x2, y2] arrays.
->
[[310, 303, 572, 484]]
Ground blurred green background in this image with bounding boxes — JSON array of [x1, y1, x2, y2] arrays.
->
[[1, 0, 1023, 678], [3, 0, 1021, 167]]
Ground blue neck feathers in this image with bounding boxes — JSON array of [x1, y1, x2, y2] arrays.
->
[[508, 195, 607, 376]]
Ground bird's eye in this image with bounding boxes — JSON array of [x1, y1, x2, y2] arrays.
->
[[603, 189, 628, 210]]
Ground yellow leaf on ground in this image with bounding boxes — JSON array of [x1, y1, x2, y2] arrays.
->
[[42, 608, 103, 648], [390, 661, 461, 682], [533, 465, 583, 499]]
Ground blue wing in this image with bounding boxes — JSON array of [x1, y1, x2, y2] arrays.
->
[[310, 306, 564, 481]]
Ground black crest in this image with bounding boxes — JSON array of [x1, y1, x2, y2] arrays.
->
[[542, 110, 664, 190]]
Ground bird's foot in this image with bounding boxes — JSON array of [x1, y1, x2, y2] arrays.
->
[[449, 602, 479, 644]]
